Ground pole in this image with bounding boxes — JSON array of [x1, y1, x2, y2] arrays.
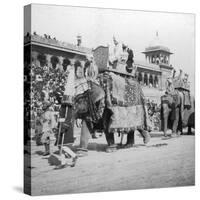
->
[[58, 106, 68, 155], [57, 121, 62, 147], [59, 131, 64, 155]]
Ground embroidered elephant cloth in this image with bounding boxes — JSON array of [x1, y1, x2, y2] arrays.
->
[[99, 72, 143, 107], [99, 72, 151, 131]]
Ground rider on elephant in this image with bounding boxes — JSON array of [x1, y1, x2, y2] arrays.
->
[[171, 69, 191, 108], [182, 73, 191, 108], [165, 77, 175, 96], [164, 75, 182, 123], [109, 36, 128, 73]]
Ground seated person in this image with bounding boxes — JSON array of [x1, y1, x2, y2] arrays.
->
[[165, 78, 175, 95], [109, 36, 125, 71]]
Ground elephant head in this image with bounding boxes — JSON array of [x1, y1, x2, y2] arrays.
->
[[161, 93, 182, 137]]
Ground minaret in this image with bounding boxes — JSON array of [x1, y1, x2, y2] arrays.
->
[[142, 32, 173, 90], [142, 32, 173, 66], [77, 34, 82, 46]]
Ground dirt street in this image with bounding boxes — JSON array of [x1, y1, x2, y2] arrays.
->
[[25, 132, 195, 196]]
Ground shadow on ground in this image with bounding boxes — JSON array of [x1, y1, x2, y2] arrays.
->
[[48, 154, 62, 166], [34, 151, 44, 156]]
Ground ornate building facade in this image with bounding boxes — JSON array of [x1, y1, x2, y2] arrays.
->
[[134, 33, 173, 102], [136, 33, 173, 90], [24, 32, 173, 103], [24, 33, 92, 71]]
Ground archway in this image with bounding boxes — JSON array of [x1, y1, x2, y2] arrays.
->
[[138, 72, 142, 84], [51, 56, 59, 69], [37, 53, 47, 68], [152, 55, 155, 63], [156, 55, 160, 65], [62, 58, 71, 71], [154, 75, 158, 88], [149, 74, 153, 87]]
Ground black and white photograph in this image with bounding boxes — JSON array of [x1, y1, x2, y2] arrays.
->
[[23, 3, 195, 196]]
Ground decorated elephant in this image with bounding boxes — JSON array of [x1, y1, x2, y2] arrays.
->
[[161, 91, 195, 137], [74, 72, 151, 152]]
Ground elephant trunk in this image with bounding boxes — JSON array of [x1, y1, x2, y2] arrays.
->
[[162, 103, 170, 137]]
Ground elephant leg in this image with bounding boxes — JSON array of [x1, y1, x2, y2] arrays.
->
[[102, 108, 116, 148], [188, 112, 195, 135], [177, 119, 183, 135], [138, 128, 150, 144], [163, 116, 168, 137], [188, 126, 192, 135], [172, 108, 180, 136], [105, 131, 115, 146], [119, 132, 124, 146], [162, 104, 170, 137], [105, 130, 117, 153], [126, 130, 135, 147], [177, 122, 182, 136]]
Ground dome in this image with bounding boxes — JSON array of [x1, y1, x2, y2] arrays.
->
[[149, 32, 163, 47], [144, 32, 172, 54]]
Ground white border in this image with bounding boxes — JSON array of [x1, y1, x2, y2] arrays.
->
[[0, 0, 199, 200]]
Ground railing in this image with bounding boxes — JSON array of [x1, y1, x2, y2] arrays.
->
[[24, 34, 92, 54]]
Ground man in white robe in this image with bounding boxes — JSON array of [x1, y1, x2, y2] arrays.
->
[[109, 36, 128, 73]]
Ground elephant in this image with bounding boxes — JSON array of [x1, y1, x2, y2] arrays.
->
[[74, 79, 151, 153], [161, 91, 195, 137]]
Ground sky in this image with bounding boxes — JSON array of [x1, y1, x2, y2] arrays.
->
[[29, 4, 195, 94]]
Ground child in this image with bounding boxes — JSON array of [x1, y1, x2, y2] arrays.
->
[[40, 101, 55, 156]]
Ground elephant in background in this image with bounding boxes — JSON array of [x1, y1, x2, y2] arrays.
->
[[161, 92, 195, 137]]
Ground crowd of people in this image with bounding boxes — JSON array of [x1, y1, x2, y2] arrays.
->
[[146, 99, 161, 131], [24, 63, 69, 154], [30, 63, 68, 111]]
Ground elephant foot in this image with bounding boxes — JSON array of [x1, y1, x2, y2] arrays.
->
[[106, 145, 117, 153], [143, 132, 150, 144], [177, 131, 182, 137], [187, 128, 193, 135], [162, 134, 169, 140], [163, 134, 168, 137], [124, 143, 133, 149], [117, 143, 124, 148], [171, 133, 178, 138]]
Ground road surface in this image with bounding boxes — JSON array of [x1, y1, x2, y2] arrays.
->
[[24, 132, 195, 196]]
